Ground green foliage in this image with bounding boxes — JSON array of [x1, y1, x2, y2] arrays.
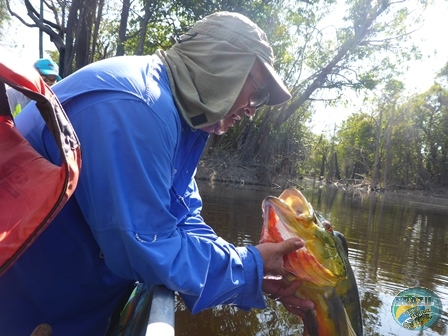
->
[[302, 133, 332, 177], [436, 61, 448, 88], [7, 0, 447, 189], [122, 0, 267, 55], [384, 104, 419, 186], [322, 78, 448, 189], [408, 84, 448, 185], [335, 113, 376, 179], [0, 0, 11, 40]]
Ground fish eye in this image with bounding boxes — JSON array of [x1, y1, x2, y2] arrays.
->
[[323, 221, 332, 231]]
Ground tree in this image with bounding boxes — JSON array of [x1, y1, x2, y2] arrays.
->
[[371, 79, 405, 188], [410, 84, 448, 187], [308, 134, 332, 180], [333, 79, 446, 189], [5, 0, 120, 76], [241, 0, 427, 164], [0, 0, 11, 41], [336, 112, 376, 180], [5, 0, 273, 74], [386, 101, 419, 187], [9, 0, 446, 190]]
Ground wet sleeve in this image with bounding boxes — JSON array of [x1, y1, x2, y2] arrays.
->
[[71, 96, 266, 313]]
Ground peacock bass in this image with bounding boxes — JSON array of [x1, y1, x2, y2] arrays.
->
[[260, 188, 363, 336]]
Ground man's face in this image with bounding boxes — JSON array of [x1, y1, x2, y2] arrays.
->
[[40, 74, 57, 86], [200, 61, 269, 135]]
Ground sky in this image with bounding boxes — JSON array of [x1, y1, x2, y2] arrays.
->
[[2, 1, 448, 134], [2, 1, 57, 66]]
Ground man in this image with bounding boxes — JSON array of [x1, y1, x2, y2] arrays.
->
[[0, 12, 312, 335], [6, 57, 61, 115]]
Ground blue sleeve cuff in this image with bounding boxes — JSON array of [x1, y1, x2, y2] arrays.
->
[[235, 246, 266, 311]]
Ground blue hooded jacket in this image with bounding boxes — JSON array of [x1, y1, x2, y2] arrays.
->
[[0, 55, 265, 335]]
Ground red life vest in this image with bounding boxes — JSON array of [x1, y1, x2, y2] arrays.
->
[[0, 55, 81, 275]]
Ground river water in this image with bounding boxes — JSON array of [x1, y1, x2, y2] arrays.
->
[[175, 180, 448, 335]]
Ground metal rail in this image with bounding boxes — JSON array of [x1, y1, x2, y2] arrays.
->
[[105, 283, 175, 336], [146, 285, 175, 336]]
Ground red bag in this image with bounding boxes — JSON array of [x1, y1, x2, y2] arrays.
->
[[0, 56, 81, 275]]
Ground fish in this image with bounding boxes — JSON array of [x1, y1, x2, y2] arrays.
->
[[403, 312, 432, 330], [260, 188, 363, 336]]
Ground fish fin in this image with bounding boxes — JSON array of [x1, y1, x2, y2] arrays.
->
[[344, 307, 357, 336], [300, 289, 354, 336], [302, 309, 319, 336], [322, 288, 352, 336]]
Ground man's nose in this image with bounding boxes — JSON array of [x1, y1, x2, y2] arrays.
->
[[244, 106, 256, 118]]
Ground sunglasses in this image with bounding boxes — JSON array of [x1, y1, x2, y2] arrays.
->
[[41, 75, 57, 86], [248, 73, 269, 109]]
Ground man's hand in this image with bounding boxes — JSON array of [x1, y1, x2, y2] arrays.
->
[[262, 277, 314, 318], [255, 238, 314, 316], [255, 238, 304, 276], [30, 323, 52, 336]]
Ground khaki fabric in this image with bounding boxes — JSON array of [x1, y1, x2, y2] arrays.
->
[[157, 36, 255, 128]]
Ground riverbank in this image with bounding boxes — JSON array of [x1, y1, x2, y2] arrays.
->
[[196, 151, 448, 199]]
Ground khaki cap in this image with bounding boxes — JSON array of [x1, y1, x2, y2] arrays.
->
[[189, 12, 291, 106]]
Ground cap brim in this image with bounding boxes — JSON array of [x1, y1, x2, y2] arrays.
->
[[258, 57, 291, 106], [39, 69, 62, 81]]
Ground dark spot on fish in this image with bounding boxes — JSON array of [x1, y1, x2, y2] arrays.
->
[[334, 231, 349, 256]]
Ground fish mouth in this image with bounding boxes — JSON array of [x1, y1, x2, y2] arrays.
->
[[261, 189, 345, 286], [261, 189, 316, 239]]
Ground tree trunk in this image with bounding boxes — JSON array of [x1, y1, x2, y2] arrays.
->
[[90, 0, 105, 63], [136, 1, 154, 55], [372, 107, 383, 188], [64, 0, 81, 75], [75, 3, 93, 70], [319, 153, 326, 178], [334, 152, 341, 180], [116, 0, 130, 56], [382, 106, 395, 188]]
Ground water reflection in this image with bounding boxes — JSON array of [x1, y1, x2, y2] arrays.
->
[[175, 181, 448, 335]]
